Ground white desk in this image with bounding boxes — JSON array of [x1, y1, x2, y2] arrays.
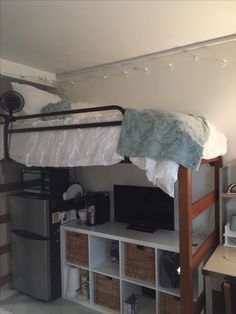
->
[[203, 245, 236, 279]]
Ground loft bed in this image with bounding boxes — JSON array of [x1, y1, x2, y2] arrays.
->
[[0, 82, 225, 314], [0, 98, 226, 196]]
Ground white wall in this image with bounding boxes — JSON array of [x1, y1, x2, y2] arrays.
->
[[59, 41, 236, 164], [72, 163, 214, 232], [1, 1, 236, 73]]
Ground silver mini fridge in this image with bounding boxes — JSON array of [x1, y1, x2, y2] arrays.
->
[[10, 193, 61, 301]]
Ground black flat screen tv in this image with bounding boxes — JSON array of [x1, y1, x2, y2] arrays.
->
[[114, 185, 174, 233]]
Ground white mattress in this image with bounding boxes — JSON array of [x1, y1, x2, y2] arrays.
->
[[0, 107, 227, 197]]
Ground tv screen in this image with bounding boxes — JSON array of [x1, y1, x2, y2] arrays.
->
[[114, 185, 174, 232]]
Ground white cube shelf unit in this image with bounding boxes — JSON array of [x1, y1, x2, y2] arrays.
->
[[61, 221, 203, 314]]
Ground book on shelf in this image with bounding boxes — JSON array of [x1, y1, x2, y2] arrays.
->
[[123, 294, 140, 314]]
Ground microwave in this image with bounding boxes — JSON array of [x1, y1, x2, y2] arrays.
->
[[21, 168, 69, 197]]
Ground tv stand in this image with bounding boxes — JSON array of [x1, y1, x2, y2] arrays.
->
[[60, 220, 203, 314]]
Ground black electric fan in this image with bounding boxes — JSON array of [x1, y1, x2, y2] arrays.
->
[[0, 91, 25, 158], [0, 91, 25, 118]]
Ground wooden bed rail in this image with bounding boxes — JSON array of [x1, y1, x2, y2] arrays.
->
[[193, 291, 205, 314], [192, 190, 215, 220], [192, 230, 217, 272], [178, 156, 222, 314]]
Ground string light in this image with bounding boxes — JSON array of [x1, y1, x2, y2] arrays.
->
[[168, 63, 174, 71], [182, 49, 199, 62], [220, 58, 227, 67], [214, 58, 228, 67], [39, 76, 49, 82], [3, 47, 231, 88], [60, 52, 230, 86], [133, 66, 150, 72], [59, 53, 231, 86]]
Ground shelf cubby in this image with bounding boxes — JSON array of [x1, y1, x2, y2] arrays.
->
[[90, 236, 120, 278], [157, 249, 180, 296], [66, 231, 89, 268], [62, 264, 90, 304], [121, 241, 156, 287], [158, 291, 181, 314], [122, 281, 156, 314], [156, 249, 203, 301], [93, 272, 120, 313]]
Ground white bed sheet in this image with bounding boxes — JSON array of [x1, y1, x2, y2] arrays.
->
[[1, 107, 227, 197], [9, 108, 124, 167], [131, 122, 227, 196]]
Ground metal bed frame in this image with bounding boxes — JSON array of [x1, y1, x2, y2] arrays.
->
[[0, 105, 125, 160]]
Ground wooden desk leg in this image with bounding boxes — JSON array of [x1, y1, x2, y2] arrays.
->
[[223, 282, 233, 314]]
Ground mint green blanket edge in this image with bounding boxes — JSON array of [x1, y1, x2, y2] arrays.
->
[[116, 108, 210, 170]]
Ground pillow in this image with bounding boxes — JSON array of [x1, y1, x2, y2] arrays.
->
[[40, 100, 71, 120], [11, 82, 61, 115]]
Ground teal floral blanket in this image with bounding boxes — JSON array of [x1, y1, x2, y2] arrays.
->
[[116, 108, 210, 170]]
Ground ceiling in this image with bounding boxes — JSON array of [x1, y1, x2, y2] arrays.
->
[[1, 0, 236, 75]]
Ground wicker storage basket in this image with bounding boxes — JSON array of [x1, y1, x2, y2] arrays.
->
[[94, 273, 120, 311], [66, 231, 88, 267], [159, 292, 181, 314], [125, 243, 155, 283]]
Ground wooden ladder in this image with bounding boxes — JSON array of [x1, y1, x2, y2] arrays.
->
[[178, 156, 222, 314]]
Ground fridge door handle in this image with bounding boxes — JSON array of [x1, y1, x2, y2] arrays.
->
[[11, 229, 49, 241]]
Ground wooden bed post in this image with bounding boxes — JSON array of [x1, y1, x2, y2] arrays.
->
[[178, 166, 193, 313], [178, 157, 222, 314]]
